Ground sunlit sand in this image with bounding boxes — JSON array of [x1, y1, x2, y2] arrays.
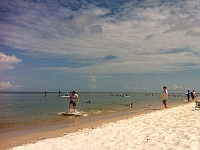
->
[[7, 102, 200, 150]]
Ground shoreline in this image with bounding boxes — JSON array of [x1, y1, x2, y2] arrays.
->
[[0, 107, 157, 150], [0, 97, 186, 136], [0, 101, 196, 150]]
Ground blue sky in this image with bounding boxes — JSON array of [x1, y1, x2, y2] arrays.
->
[[0, 0, 200, 93]]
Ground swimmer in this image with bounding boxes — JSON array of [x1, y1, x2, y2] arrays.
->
[[86, 100, 91, 104], [148, 105, 152, 107]]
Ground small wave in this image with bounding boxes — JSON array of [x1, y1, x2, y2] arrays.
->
[[108, 110, 115, 113], [82, 114, 89, 117], [93, 110, 101, 114]]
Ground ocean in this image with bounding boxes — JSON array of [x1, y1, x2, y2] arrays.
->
[[0, 92, 189, 138]]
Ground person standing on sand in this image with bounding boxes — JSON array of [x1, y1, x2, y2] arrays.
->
[[162, 86, 168, 108], [68, 91, 80, 112], [187, 90, 190, 102], [191, 90, 195, 101]]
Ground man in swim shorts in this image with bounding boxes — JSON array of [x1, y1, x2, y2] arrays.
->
[[162, 86, 168, 108], [68, 91, 80, 112]]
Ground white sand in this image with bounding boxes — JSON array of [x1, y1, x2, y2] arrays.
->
[[10, 103, 200, 150]]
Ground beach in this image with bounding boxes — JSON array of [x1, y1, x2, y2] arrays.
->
[[1, 102, 199, 150]]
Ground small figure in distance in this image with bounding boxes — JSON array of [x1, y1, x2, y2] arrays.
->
[[86, 100, 91, 104], [59, 90, 61, 96], [191, 90, 195, 101], [187, 90, 190, 102], [44, 91, 47, 98], [162, 86, 168, 108]]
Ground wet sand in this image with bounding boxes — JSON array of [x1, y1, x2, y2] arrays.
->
[[1, 102, 199, 150]]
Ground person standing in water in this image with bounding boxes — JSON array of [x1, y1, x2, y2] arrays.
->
[[68, 91, 80, 112], [191, 90, 195, 101], [187, 90, 190, 102], [162, 86, 168, 108], [44, 91, 47, 97]]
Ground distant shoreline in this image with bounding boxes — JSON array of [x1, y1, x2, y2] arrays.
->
[[0, 91, 198, 94]]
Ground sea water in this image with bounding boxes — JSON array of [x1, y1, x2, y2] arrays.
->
[[0, 92, 189, 136]]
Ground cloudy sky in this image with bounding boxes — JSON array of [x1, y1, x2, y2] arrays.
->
[[0, 0, 200, 93]]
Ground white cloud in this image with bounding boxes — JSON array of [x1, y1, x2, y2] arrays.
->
[[68, 15, 93, 32], [89, 75, 97, 90], [0, 81, 21, 90], [123, 86, 138, 91], [1, 0, 200, 75], [0, 53, 22, 73], [85, 5, 110, 16], [123, 86, 152, 92], [168, 85, 183, 90]]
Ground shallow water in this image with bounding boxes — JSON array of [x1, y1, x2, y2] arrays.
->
[[0, 92, 189, 135]]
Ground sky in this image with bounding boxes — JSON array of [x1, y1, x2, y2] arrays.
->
[[0, 0, 200, 93]]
